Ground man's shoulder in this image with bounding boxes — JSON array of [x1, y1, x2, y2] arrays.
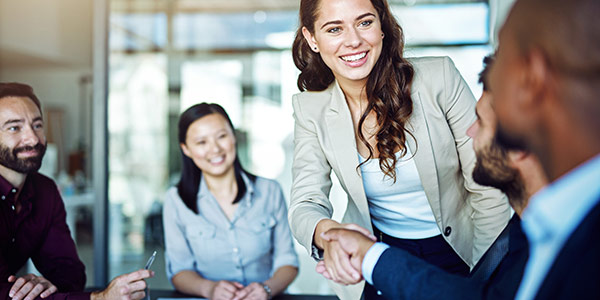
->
[[535, 199, 600, 299], [27, 172, 62, 205], [28, 172, 59, 189]]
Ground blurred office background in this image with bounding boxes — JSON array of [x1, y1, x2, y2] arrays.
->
[[0, 0, 515, 294]]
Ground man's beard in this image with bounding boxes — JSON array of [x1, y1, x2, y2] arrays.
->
[[472, 137, 525, 206], [0, 142, 46, 174]]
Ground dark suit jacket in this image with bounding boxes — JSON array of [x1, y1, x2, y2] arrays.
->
[[534, 200, 600, 299], [371, 215, 528, 300]]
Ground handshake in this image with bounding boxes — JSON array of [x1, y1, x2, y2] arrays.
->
[[314, 221, 378, 286]]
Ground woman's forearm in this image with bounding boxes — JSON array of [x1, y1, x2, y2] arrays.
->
[[172, 270, 215, 298], [264, 265, 299, 296]]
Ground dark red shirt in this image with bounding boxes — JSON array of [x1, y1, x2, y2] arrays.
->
[[0, 172, 90, 300]]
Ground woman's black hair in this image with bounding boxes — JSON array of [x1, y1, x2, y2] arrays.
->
[[177, 103, 256, 214]]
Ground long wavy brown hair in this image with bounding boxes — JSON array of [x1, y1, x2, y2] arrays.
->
[[292, 0, 415, 181]]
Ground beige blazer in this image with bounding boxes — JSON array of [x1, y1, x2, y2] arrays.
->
[[289, 56, 510, 300]]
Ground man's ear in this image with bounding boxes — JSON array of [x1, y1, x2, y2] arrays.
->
[[302, 26, 319, 53], [525, 48, 551, 106], [508, 150, 528, 168]]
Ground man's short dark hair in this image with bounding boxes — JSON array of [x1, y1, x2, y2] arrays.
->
[[0, 82, 42, 112], [478, 55, 495, 92]]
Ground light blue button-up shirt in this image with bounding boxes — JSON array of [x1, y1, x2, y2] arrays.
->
[[163, 174, 299, 285], [516, 154, 600, 300]]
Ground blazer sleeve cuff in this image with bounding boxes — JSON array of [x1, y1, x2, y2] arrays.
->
[[311, 244, 324, 261], [362, 242, 389, 285]]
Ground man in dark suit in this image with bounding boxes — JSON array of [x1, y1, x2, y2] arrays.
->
[[316, 56, 548, 299], [489, 0, 600, 298]]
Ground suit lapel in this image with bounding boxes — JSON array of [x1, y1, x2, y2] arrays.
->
[[407, 91, 441, 221], [322, 84, 442, 223], [324, 82, 370, 217]]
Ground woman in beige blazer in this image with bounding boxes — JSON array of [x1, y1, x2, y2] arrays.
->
[[289, 0, 510, 299]]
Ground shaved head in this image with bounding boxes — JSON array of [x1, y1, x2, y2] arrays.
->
[[490, 0, 600, 179], [509, 0, 600, 74], [509, 0, 600, 128]]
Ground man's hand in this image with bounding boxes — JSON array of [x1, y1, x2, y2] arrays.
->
[[91, 269, 154, 300], [232, 282, 268, 300], [314, 222, 376, 285], [209, 280, 244, 300], [315, 260, 332, 280], [8, 274, 57, 300], [319, 228, 377, 283]]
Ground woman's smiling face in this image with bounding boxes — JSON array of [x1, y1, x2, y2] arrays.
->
[[302, 0, 384, 87], [180, 113, 237, 179]]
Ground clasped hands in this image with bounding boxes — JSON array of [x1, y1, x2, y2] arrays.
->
[[314, 221, 377, 286], [210, 280, 268, 300]]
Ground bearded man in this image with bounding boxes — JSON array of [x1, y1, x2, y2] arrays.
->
[[0, 82, 153, 300]]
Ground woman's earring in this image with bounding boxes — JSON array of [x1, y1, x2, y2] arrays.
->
[[313, 47, 317, 50]]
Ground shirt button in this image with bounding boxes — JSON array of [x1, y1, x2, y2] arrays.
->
[[11, 205, 15, 211], [1, 195, 5, 200], [233, 248, 239, 253], [377, 291, 382, 296], [11, 189, 16, 193], [444, 226, 452, 237], [11, 238, 15, 243]]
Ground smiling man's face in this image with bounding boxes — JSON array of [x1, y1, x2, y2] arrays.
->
[[0, 96, 47, 174]]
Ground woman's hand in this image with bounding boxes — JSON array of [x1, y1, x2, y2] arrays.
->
[[232, 282, 268, 300], [314, 220, 376, 285], [209, 280, 244, 300]]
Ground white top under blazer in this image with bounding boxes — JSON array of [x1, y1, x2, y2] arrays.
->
[[359, 148, 441, 239]]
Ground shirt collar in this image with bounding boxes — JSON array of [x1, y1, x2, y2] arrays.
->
[[0, 174, 18, 199], [522, 154, 600, 244], [198, 172, 255, 206], [0, 173, 35, 202]]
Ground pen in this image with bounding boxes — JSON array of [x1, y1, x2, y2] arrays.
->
[[145, 250, 157, 270]]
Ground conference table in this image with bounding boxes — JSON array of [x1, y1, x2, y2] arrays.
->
[[148, 289, 339, 300]]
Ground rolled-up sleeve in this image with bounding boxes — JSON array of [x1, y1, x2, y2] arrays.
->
[[163, 188, 196, 281]]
